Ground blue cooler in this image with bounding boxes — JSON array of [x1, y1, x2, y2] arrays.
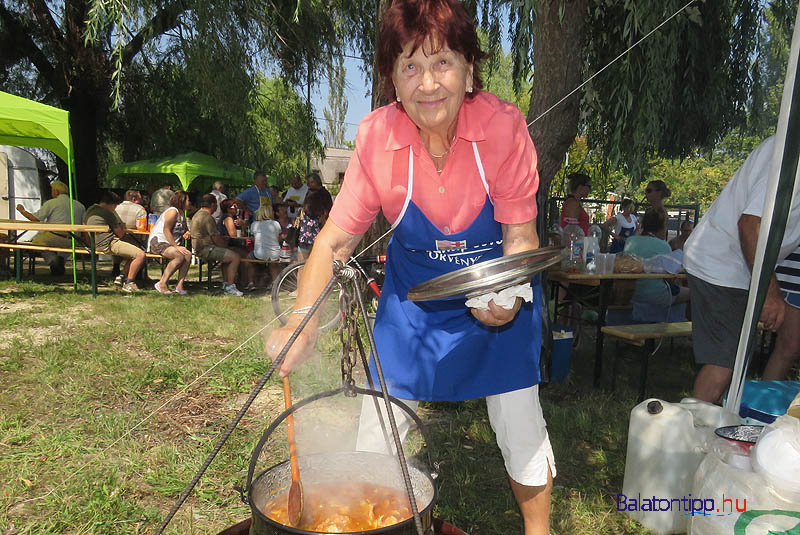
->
[[737, 380, 800, 423], [551, 324, 573, 382]]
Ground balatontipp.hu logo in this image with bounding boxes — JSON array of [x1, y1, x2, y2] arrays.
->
[[616, 493, 747, 517]]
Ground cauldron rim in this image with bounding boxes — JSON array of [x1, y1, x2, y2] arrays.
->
[[247, 452, 438, 535]]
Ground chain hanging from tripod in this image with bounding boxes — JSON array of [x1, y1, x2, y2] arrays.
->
[[337, 263, 361, 397]]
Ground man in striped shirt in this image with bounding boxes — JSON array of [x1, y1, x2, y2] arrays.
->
[[768, 247, 800, 379]]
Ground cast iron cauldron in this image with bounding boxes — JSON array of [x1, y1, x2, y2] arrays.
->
[[245, 388, 438, 535]]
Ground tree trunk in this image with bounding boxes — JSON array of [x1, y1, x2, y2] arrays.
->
[[527, 0, 588, 191], [61, 84, 108, 205], [360, 0, 393, 257]]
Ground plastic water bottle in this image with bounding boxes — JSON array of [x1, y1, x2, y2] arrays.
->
[[562, 218, 585, 273], [280, 241, 290, 262], [584, 235, 599, 273]]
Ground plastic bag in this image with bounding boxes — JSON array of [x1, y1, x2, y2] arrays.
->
[[613, 253, 643, 273], [643, 249, 684, 274], [751, 415, 800, 502]]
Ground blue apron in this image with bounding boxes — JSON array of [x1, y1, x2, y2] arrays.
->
[[610, 216, 636, 253], [369, 143, 542, 401]]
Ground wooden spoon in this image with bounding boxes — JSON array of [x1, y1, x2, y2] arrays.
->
[[282, 376, 303, 526]]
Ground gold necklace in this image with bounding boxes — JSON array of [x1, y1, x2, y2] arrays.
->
[[424, 134, 456, 159]]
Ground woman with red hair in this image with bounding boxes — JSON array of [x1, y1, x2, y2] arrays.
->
[[267, 1, 553, 531], [148, 190, 192, 294]]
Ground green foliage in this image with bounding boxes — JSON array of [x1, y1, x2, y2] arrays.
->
[[649, 132, 767, 211], [479, 28, 532, 112], [583, 0, 762, 180], [250, 76, 324, 184], [323, 54, 349, 148]]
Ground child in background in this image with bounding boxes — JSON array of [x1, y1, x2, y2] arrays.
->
[[297, 190, 332, 261], [251, 203, 282, 282]]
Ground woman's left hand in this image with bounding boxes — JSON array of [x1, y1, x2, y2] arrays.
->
[[471, 297, 522, 327]]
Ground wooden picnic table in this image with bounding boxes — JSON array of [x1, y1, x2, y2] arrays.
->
[[548, 269, 687, 387], [0, 218, 110, 297]]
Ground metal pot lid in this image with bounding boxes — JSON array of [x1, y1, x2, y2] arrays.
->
[[407, 246, 562, 302], [715, 425, 764, 444]]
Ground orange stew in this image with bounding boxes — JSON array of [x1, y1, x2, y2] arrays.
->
[[263, 482, 413, 532]]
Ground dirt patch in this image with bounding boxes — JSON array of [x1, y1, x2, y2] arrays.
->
[[0, 301, 36, 313], [155, 389, 236, 439], [0, 326, 51, 352]]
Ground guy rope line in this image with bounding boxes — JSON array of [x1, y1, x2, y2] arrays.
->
[[527, 0, 697, 128], [9, 308, 291, 508]]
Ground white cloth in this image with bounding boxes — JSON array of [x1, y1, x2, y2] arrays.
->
[[356, 385, 555, 486], [283, 184, 308, 220], [464, 283, 533, 310], [613, 212, 637, 235], [34, 194, 85, 225], [210, 189, 227, 222], [251, 219, 282, 261], [684, 136, 800, 290]]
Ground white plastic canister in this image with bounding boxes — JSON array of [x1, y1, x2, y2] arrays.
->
[[688, 447, 800, 535], [621, 398, 740, 535]]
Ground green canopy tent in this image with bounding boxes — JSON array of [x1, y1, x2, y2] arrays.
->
[[108, 152, 253, 193], [0, 90, 81, 288]]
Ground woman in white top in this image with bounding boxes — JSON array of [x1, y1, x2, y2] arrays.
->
[[603, 198, 638, 253], [250, 203, 282, 281], [148, 190, 192, 295]]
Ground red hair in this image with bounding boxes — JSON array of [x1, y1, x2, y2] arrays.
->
[[169, 190, 188, 209], [377, 0, 487, 102]]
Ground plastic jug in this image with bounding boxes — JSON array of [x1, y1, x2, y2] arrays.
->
[[621, 398, 740, 534], [562, 218, 585, 273], [689, 444, 800, 535]]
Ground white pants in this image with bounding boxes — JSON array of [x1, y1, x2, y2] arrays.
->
[[356, 385, 556, 486]]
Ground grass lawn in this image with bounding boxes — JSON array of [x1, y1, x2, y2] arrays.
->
[[0, 263, 787, 535]]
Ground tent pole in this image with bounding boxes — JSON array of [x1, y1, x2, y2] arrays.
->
[[725, 3, 800, 414], [66, 139, 78, 291]]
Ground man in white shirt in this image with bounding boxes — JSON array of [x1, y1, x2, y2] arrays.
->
[[684, 136, 800, 402], [16, 180, 86, 275], [210, 181, 227, 223], [282, 174, 308, 222]]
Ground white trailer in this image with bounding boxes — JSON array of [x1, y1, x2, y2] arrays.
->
[[0, 145, 48, 241]]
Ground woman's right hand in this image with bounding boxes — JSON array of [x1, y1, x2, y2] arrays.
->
[[266, 322, 318, 377]]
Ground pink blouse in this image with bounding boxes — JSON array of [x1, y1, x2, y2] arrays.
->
[[329, 91, 539, 236]]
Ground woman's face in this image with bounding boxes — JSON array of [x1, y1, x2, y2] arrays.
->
[[576, 181, 591, 199], [392, 38, 473, 137], [645, 183, 662, 203]]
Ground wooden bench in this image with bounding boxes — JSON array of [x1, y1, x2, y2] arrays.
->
[[601, 321, 693, 401], [196, 255, 284, 290]]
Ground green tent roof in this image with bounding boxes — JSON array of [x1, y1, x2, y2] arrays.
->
[[108, 152, 253, 191], [0, 91, 73, 165]]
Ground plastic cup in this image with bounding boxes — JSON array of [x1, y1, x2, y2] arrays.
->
[[597, 253, 615, 274]]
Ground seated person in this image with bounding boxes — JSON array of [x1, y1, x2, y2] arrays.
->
[[623, 209, 689, 319], [669, 220, 694, 251], [84, 190, 146, 293], [190, 194, 252, 296], [16, 180, 86, 275], [148, 190, 192, 295], [250, 203, 282, 281], [219, 199, 247, 241]]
